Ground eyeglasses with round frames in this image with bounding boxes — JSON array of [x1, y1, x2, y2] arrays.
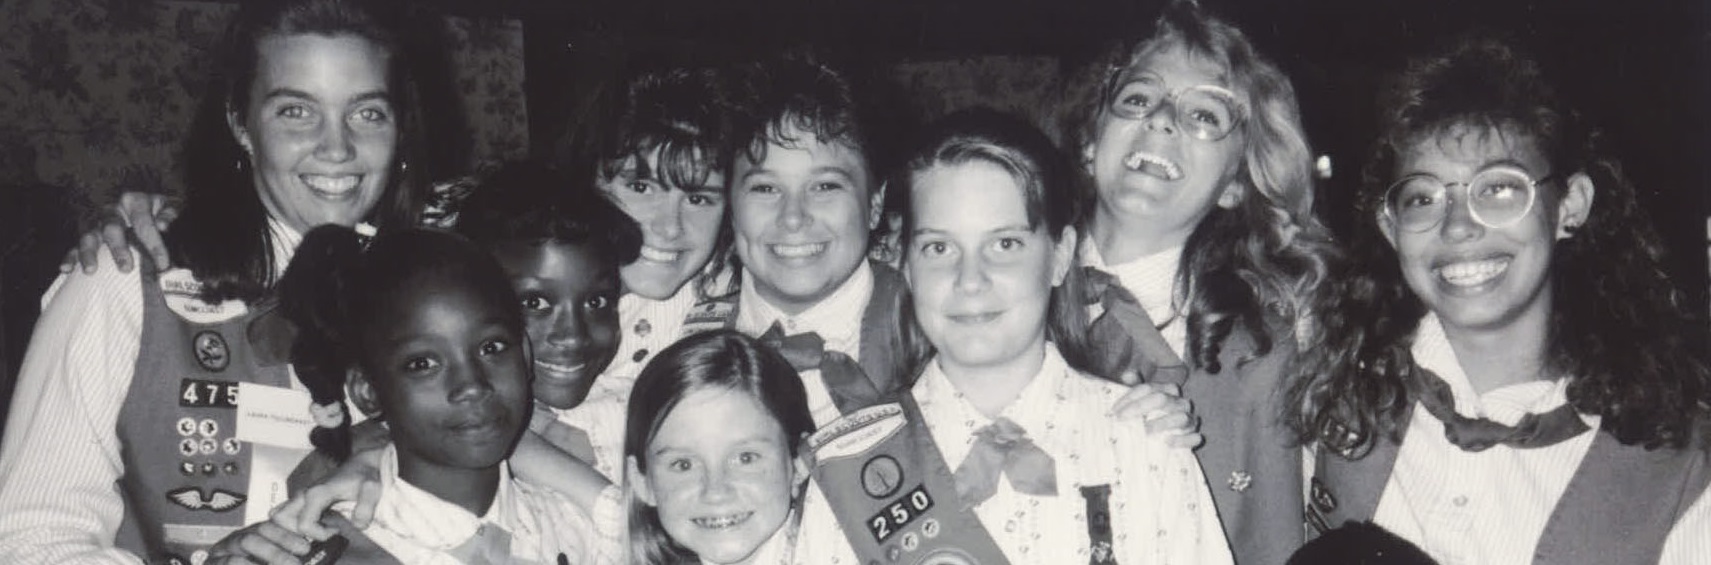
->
[[1105, 75, 1245, 142], [1383, 165, 1555, 233]]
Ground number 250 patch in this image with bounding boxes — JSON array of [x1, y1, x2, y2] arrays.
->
[[867, 485, 934, 542], [180, 379, 239, 409]]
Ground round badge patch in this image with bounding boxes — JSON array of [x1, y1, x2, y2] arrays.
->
[[860, 455, 904, 499], [176, 417, 197, 436], [192, 331, 229, 372]]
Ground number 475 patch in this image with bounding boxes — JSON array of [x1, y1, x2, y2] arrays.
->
[[180, 379, 239, 409]]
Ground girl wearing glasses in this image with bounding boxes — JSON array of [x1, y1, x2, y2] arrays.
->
[[1288, 37, 1711, 563], [1060, 3, 1336, 562]]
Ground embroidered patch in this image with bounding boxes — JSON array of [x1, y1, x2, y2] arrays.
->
[[192, 331, 230, 372], [165, 487, 246, 512], [1081, 484, 1117, 564], [179, 379, 238, 409], [680, 301, 736, 336], [160, 269, 247, 324], [860, 455, 905, 499], [1228, 470, 1253, 492], [808, 403, 906, 463]]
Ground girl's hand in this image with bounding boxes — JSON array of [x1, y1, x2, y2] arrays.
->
[[270, 447, 386, 541], [59, 191, 177, 274], [205, 520, 313, 565], [1111, 381, 1204, 449]]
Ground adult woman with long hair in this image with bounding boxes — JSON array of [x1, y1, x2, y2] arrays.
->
[[0, 0, 440, 561]]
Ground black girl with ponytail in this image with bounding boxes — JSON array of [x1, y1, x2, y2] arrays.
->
[[278, 225, 372, 464], [279, 224, 530, 486]]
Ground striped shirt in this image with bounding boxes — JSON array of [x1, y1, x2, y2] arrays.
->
[[794, 345, 1233, 564], [354, 446, 616, 565], [0, 219, 301, 564], [1374, 314, 1711, 564]]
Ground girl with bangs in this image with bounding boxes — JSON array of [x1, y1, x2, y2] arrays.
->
[[1061, 2, 1336, 562], [1289, 36, 1710, 564]]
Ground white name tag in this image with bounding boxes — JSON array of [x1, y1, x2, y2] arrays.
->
[[235, 383, 315, 450]]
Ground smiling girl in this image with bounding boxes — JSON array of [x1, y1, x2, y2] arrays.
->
[[793, 108, 1231, 564], [279, 225, 614, 564], [1289, 36, 1711, 564], [623, 330, 815, 565], [1060, 4, 1337, 562]]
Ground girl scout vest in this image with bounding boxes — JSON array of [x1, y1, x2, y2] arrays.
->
[[1310, 405, 1711, 564], [113, 263, 300, 564], [1081, 268, 1305, 565]]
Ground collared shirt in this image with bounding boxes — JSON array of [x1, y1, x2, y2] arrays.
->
[[734, 262, 875, 427], [0, 219, 305, 565], [794, 345, 1233, 564], [353, 446, 615, 565], [1081, 240, 1186, 358], [1374, 314, 1711, 565], [604, 281, 710, 388]]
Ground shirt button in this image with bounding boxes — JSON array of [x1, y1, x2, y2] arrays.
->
[[1452, 495, 1469, 507], [1005, 520, 1017, 533]]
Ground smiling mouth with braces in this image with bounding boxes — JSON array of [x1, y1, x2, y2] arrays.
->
[[691, 512, 753, 529]]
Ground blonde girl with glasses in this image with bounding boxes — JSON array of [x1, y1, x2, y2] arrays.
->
[[1059, 3, 1337, 562]]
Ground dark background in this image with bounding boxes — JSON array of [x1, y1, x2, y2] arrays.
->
[[488, 0, 1711, 309], [2, 0, 1706, 425]]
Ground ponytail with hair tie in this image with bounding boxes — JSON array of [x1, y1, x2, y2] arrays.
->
[[278, 224, 373, 462]]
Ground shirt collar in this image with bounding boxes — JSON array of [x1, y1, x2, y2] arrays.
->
[[1411, 313, 1575, 424], [1080, 238, 1182, 324], [265, 215, 303, 280], [368, 444, 514, 549], [915, 343, 1072, 432], [736, 261, 874, 350]]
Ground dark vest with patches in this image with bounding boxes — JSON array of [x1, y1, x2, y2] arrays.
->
[[113, 264, 295, 564], [1082, 281, 1305, 565], [1310, 401, 1711, 564]]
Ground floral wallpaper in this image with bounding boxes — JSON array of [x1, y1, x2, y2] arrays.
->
[[0, 0, 527, 222]]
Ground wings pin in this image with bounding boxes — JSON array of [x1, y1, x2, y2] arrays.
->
[[165, 486, 247, 512]]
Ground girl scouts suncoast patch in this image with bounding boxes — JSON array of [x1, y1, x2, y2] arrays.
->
[[160, 269, 247, 324]]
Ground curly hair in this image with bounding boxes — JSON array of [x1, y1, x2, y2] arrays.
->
[[1062, 2, 1337, 372], [1286, 36, 1711, 454]]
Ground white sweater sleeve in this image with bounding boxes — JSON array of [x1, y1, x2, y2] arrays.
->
[[0, 249, 146, 564]]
